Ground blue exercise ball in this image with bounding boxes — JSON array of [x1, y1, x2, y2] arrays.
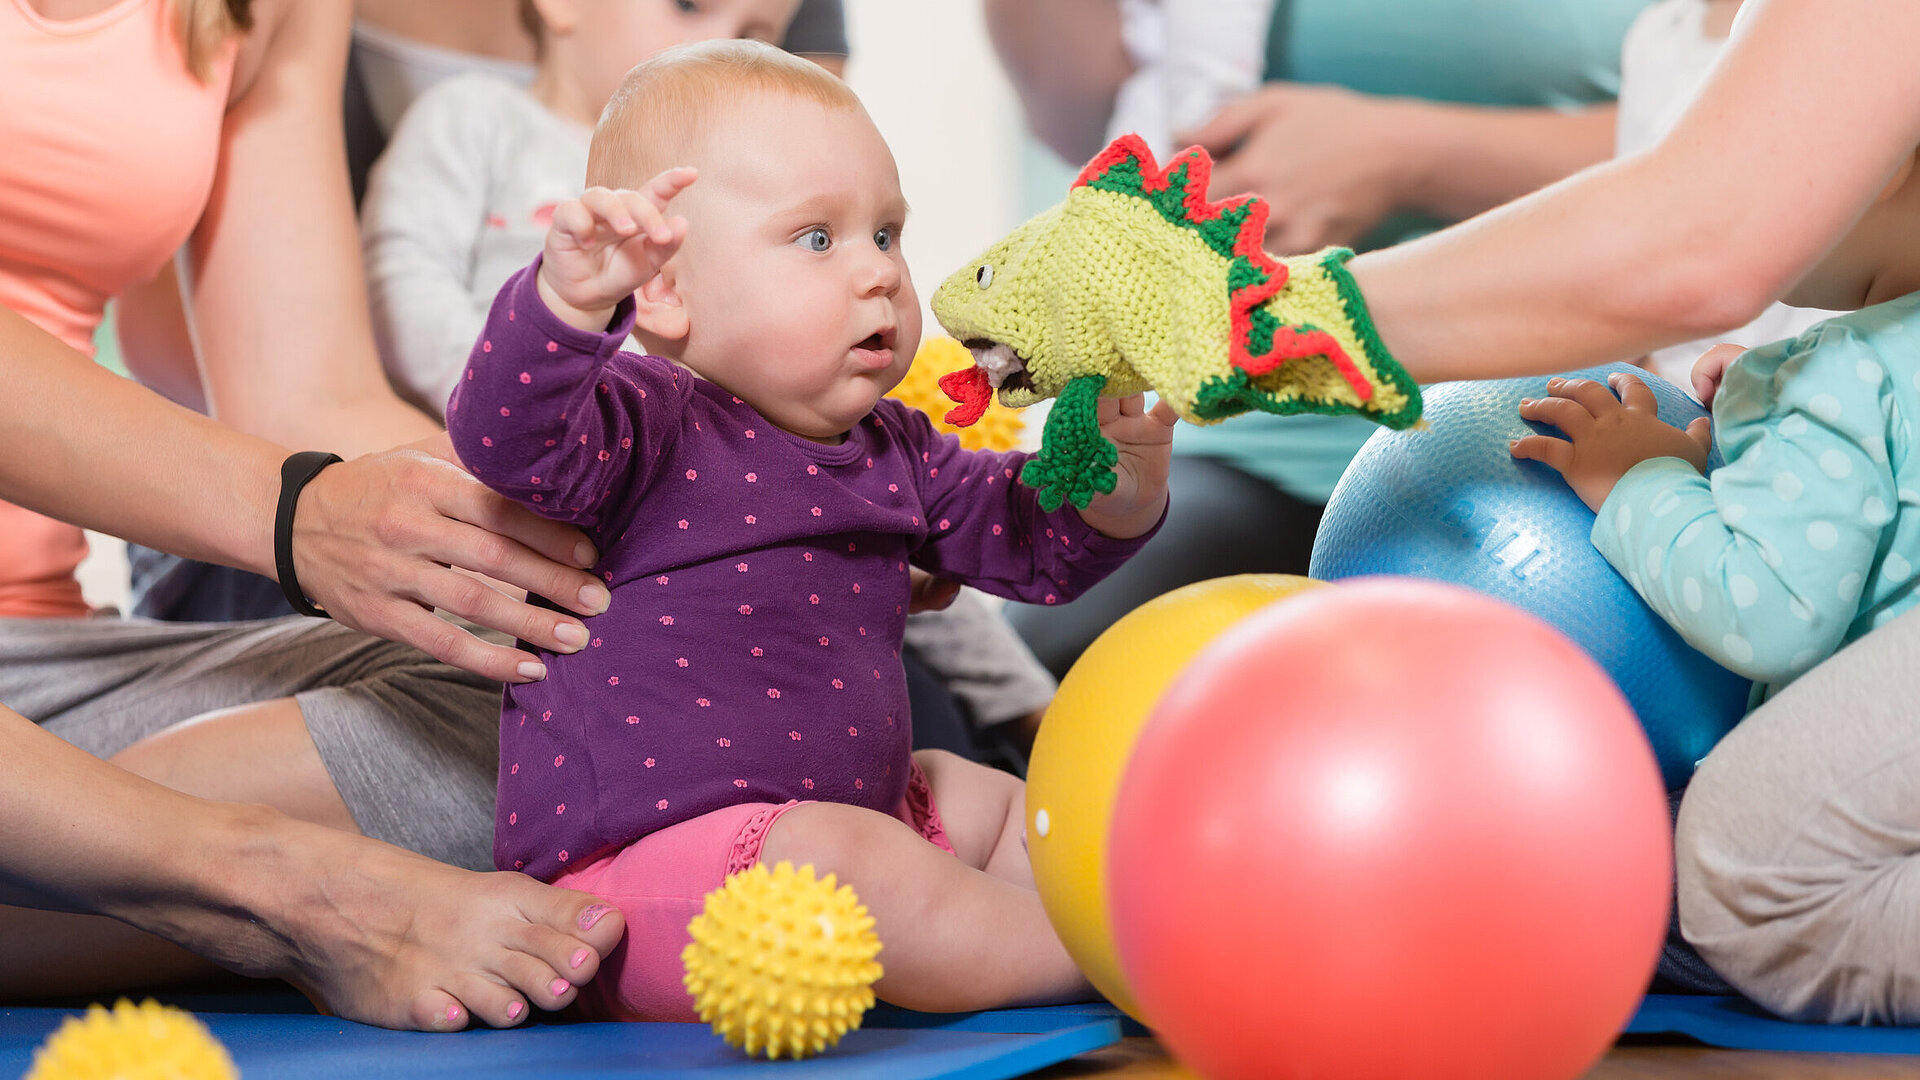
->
[[1309, 363, 1751, 789]]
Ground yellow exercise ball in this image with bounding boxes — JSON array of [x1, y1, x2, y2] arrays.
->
[[1026, 574, 1324, 1021]]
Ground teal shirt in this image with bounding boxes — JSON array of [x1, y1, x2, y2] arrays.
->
[[1593, 293, 1920, 702], [1177, 0, 1652, 502]]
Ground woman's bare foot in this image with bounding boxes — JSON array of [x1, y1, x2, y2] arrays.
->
[[141, 807, 627, 1031]]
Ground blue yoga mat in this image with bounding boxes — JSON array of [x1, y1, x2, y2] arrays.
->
[[0, 995, 1119, 1080], [1628, 994, 1920, 1054]]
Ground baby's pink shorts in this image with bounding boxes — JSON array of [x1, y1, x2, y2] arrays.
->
[[553, 757, 955, 1021]]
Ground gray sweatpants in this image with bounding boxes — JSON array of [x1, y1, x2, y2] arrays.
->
[[0, 617, 500, 871], [1677, 602, 1920, 1023]]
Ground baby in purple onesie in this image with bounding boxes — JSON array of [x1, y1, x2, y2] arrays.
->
[[445, 40, 1176, 1022]]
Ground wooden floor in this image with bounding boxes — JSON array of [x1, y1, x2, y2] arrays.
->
[[1028, 1036, 1920, 1078]]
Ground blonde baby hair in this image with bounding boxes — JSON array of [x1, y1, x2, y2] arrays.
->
[[588, 38, 860, 190]]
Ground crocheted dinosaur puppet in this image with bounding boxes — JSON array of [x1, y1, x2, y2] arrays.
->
[[930, 133, 1424, 511]]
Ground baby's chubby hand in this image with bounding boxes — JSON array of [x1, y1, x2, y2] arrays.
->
[[536, 167, 697, 333], [1690, 343, 1745, 408], [1509, 372, 1712, 512], [1079, 393, 1178, 539]]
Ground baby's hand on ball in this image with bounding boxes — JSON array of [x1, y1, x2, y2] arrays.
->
[[1509, 373, 1712, 511]]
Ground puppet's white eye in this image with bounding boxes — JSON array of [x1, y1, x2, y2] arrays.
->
[[976, 264, 994, 288]]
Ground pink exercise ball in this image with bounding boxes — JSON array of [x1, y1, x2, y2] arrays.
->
[[1108, 578, 1670, 1080]]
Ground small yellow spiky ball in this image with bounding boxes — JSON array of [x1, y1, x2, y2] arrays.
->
[[682, 860, 883, 1060], [890, 336, 1026, 453], [25, 999, 238, 1080]]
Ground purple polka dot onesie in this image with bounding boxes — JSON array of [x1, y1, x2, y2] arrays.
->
[[448, 262, 1157, 881]]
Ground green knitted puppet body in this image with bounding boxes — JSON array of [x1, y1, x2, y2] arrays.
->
[[930, 134, 1422, 510]]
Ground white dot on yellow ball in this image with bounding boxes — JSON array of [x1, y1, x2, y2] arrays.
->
[[1820, 451, 1853, 479], [1807, 521, 1839, 550], [1773, 472, 1804, 502], [1809, 394, 1843, 423], [1034, 808, 1050, 838]]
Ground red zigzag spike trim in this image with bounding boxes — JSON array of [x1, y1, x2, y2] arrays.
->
[[1073, 134, 1373, 402]]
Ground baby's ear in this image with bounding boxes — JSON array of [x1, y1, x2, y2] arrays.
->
[[631, 270, 689, 344]]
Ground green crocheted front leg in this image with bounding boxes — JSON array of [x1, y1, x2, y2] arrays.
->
[[1021, 375, 1117, 511]]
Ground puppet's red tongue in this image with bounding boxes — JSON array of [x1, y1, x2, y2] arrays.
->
[[938, 365, 992, 427]]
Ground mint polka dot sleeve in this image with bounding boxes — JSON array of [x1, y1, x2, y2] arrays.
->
[[1591, 325, 1902, 696]]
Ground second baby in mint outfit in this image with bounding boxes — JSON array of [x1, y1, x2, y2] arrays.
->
[[1513, 148, 1920, 703]]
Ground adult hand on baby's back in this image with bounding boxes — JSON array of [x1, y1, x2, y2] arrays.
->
[[1180, 83, 1412, 254], [908, 568, 961, 613], [1510, 373, 1713, 512], [539, 170, 697, 331], [292, 434, 611, 683]]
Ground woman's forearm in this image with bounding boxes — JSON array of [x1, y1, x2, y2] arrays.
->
[[1398, 104, 1618, 224], [983, 0, 1130, 164], [0, 307, 278, 577], [1354, 0, 1920, 383]]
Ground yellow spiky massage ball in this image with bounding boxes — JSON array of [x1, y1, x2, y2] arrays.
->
[[890, 336, 1026, 453], [682, 861, 883, 1060], [25, 999, 238, 1080]]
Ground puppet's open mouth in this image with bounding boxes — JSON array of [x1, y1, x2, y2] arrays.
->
[[964, 339, 1033, 393]]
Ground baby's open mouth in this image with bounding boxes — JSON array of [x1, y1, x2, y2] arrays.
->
[[857, 332, 886, 351]]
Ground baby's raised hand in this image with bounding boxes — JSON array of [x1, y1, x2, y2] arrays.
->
[[1509, 372, 1712, 511], [537, 168, 697, 332], [1080, 393, 1178, 540]]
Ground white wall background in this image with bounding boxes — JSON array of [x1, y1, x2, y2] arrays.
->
[[843, 1, 1025, 343]]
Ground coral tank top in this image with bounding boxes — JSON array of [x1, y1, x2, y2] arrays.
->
[[0, 0, 235, 615]]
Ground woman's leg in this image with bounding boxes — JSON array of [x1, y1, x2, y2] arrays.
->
[[759, 754, 1086, 1012], [1676, 606, 1920, 1023], [0, 616, 623, 1029]]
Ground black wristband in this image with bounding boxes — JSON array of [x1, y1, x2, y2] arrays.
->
[[275, 451, 344, 619]]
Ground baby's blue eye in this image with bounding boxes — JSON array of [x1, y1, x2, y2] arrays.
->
[[801, 228, 830, 252], [874, 227, 895, 252]]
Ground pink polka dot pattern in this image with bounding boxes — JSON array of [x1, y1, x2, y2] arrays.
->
[[454, 265, 1151, 882]]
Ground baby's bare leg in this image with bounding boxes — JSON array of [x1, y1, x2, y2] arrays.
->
[[760, 796, 1089, 1012], [911, 749, 1034, 888]]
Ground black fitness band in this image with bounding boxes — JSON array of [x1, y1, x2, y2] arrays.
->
[[275, 450, 344, 618]]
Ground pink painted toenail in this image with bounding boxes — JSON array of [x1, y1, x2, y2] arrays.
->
[[507, 1001, 524, 1020], [571, 948, 591, 969], [550, 978, 571, 997], [579, 904, 613, 931], [446, 1005, 460, 1022]]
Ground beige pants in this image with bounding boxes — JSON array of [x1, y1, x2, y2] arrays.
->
[[1678, 603, 1920, 1023]]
